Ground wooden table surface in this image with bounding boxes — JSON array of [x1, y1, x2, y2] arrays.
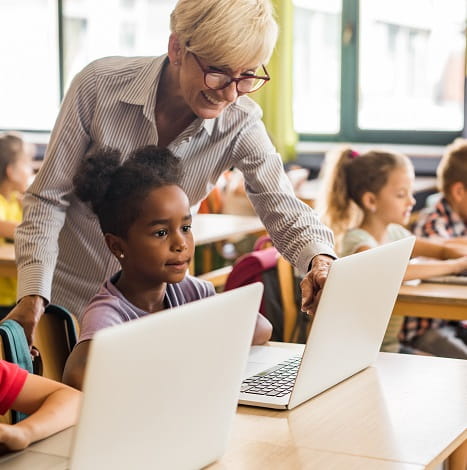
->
[[0, 244, 15, 277], [191, 213, 264, 245], [9, 351, 465, 470], [393, 282, 467, 321]]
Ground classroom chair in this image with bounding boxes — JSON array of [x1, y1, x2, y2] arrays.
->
[[33, 304, 79, 382]]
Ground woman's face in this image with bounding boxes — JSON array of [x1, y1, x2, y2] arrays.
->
[[177, 51, 259, 119]]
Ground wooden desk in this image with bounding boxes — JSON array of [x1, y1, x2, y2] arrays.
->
[[393, 282, 467, 321], [6, 353, 465, 470], [192, 213, 264, 245], [0, 244, 15, 277], [192, 213, 265, 275]]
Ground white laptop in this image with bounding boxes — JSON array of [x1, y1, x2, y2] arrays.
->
[[239, 236, 415, 410], [68, 283, 262, 470], [0, 284, 262, 470]]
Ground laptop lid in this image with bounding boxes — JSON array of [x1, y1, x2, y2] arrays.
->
[[240, 237, 415, 410], [69, 283, 263, 470]]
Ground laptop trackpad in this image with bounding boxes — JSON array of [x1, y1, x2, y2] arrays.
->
[[243, 345, 303, 379]]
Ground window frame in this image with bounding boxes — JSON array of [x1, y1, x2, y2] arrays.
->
[[298, 0, 464, 146]]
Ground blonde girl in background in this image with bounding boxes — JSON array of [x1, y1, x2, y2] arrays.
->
[[318, 147, 467, 358], [0, 133, 33, 318]]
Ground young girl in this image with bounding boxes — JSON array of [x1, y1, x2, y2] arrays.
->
[[0, 133, 33, 317], [0, 359, 80, 453], [63, 145, 273, 390], [319, 147, 467, 357]]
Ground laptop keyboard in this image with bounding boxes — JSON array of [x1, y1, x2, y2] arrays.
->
[[241, 355, 302, 397]]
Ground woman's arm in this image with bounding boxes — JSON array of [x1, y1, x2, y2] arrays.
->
[[0, 374, 81, 452], [62, 341, 92, 391]]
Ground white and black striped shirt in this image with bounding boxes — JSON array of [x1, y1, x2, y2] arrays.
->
[[16, 54, 335, 319]]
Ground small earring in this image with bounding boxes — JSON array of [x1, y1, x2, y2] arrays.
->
[[119, 253, 125, 259], [173, 60, 179, 65]]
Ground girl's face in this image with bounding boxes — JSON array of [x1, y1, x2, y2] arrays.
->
[[373, 166, 416, 226], [8, 151, 33, 193], [118, 185, 194, 287], [177, 51, 258, 119]]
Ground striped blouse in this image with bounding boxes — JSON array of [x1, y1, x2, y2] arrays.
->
[[15, 54, 335, 319]]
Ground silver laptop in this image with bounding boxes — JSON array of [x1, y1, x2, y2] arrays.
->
[[239, 237, 415, 410], [65, 283, 262, 470]]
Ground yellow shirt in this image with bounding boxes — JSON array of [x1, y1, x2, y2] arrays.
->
[[0, 193, 22, 305]]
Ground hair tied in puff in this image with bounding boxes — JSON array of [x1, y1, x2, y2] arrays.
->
[[348, 150, 360, 159]]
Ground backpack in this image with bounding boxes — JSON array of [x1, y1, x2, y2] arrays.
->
[[225, 235, 305, 341], [0, 320, 33, 423]]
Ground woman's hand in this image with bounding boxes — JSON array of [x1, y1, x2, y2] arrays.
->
[[2, 296, 45, 350], [300, 255, 334, 315]]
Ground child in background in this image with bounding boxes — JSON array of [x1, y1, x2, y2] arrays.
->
[[63, 145, 272, 390], [412, 138, 467, 345], [0, 133, 34, 317], [0, 359, 80, 453], [414, 138, 467, 241], [319, 147, 467, 357]]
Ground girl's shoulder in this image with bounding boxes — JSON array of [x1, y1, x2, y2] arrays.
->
[[340, 228, 377, 256], [386, 223, 412, 241]]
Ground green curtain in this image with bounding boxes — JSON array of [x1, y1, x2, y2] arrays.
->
[[253, 0, 297, 162]]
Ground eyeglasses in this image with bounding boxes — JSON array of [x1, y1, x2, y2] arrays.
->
[[190, 52, 270, 94]]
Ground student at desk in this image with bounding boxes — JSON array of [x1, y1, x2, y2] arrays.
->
[[63, 146, 272, 390], [319, 147, 467, 358], [0, 133, 34, 318], [413, 137, 467, 346], [0, 359, 80, 453]]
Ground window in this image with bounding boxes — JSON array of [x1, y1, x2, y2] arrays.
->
[[0, 0, 176, 132], [0, 0, 60, 131], [293, 0, 466, 144], [62, 0, 176, 91]]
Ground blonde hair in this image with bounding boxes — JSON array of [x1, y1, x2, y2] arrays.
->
[[170, 0, 278, 70], [319, 146, 413, 249], [437, 138, 467, 196]]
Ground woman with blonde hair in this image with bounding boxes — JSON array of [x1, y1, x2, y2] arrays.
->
[[9, 0, 335, 345]]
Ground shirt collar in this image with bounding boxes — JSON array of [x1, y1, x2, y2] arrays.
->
[[118, 54, 215, 136]]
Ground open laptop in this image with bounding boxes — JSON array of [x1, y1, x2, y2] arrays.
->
[[67, 282, 262, 470], [0, 283, 262, 470], [239, 236, 415, 410]]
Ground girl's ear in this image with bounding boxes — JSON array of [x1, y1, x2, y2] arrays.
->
[[5, 163, 14, 182], [168, 33, 182, 65], [104, 233, 125, 260], [361, 191, 377, 213], [449, 181, 466, 203]]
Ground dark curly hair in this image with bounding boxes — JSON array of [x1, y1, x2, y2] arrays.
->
[[73, 145, 182, 237]]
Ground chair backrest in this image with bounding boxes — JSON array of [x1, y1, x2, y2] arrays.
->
[[33, 304, 79, 382], [276, 256, 312, 343], [224, 238, 310, 342]]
